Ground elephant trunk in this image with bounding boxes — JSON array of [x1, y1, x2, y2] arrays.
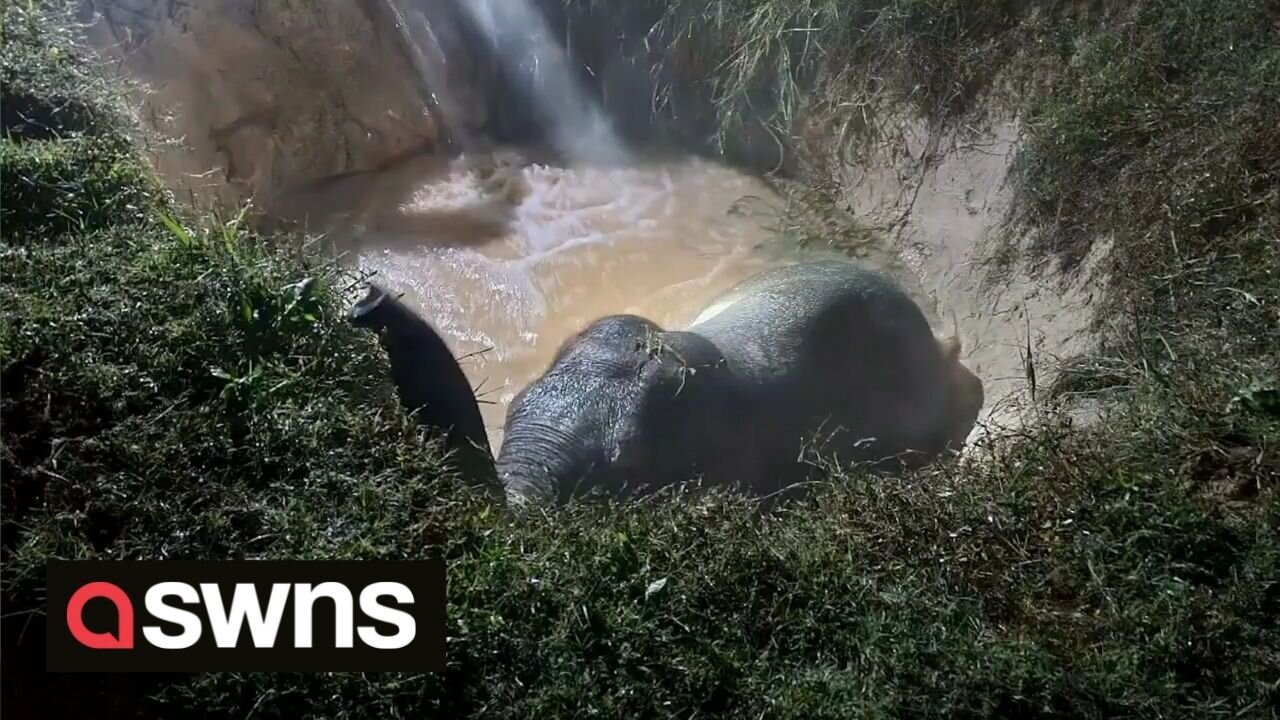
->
[[494, 417, 585, 507], [349, 285, 502, 498]]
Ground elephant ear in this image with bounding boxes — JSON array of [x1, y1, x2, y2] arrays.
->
[[627, 330, 735, 484], [939, 334, 963, 363]]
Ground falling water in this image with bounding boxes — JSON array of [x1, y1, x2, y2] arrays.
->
[[454, 0, 633, 166]]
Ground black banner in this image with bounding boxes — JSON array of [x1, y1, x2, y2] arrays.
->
[[46, 560, 445, 672]]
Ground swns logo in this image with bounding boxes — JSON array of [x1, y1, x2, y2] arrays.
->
[[47, 560, 444, 672]]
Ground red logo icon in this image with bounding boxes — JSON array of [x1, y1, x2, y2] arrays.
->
[[66, 581, 134, 650]]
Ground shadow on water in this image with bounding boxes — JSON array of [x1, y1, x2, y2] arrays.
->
[[269, 148, 550, 254]]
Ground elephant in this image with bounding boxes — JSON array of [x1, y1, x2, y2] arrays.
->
[[350, 260, 984, 506], [684, 260, 984, 489]]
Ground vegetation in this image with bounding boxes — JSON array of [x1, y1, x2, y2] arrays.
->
[[2, 1, 1277, 719], [1018, 0, 1280, 407], [563, 0, 1039, 168]]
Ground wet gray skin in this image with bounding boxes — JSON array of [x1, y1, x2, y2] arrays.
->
[[495, 314, 741, 505], [686, 260, 985, 492], [351, 260, 985, 506]]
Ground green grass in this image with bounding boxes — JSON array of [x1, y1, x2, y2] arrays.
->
[[1, 1, 128, 142], [563, 0, 1035, 167], [3, 0, 1279, 718], [1017, 0, 1280, 375]]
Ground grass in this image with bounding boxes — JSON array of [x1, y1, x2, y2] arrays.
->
[[3, 0, 1279, 718], [561, 0, 1037, 169], [1017, 0, 1280, 371]]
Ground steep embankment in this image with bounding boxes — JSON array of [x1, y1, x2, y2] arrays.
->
[[815, 110, 1106, 434], [2, 1, 1277, 719], [78, 0, 445, 214]]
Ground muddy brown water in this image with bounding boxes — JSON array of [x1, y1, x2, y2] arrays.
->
[[279, 149, 911, 451]]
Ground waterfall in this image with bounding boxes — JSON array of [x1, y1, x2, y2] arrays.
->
[[455, 0, 632, 166]]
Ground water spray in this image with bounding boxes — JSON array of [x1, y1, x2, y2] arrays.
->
[[455, 0, 632, 167], [377, 0, 482, 153]]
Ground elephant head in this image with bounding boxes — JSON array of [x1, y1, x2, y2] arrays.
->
[[350, 287, 736, 506], [495, 314, 739, 505]]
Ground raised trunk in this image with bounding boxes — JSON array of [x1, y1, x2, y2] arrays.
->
[[350, 287, 501, 496]]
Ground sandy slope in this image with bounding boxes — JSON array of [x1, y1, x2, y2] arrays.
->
[[819, 111, 1105, 441]]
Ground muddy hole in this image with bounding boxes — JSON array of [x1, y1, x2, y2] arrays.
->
[[280, 150, 861, 449], [80, 0, 1091, 447]]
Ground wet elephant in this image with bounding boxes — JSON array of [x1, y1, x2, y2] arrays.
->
[[351, 260, 984, 506], [685, 260, 984, 492]]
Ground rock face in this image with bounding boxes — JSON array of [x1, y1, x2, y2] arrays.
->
[[75, 0, 749, 215], [79, 0, 455, 213]]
